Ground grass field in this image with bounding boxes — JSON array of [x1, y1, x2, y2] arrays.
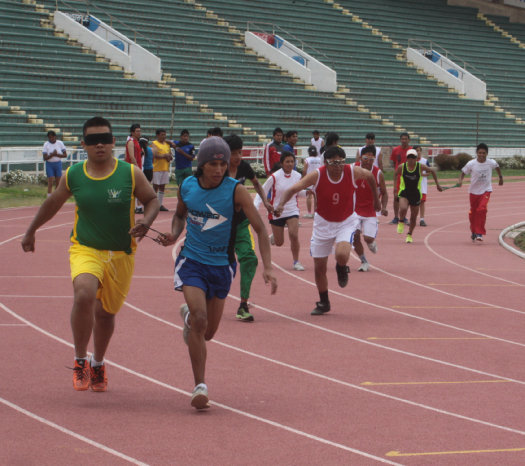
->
[[1, 169, 524, 209]]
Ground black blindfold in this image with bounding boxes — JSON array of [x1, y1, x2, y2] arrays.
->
[[83, 132, 113, 146]]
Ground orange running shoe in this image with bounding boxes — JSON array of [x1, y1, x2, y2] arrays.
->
[[72, 359, 90, 391], [89, 363, 108, 392]]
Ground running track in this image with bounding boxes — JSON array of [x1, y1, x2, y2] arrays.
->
[[1, 180, 524, 465]]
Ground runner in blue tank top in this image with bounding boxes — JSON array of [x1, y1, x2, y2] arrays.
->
[[158, 136, 277, 410]]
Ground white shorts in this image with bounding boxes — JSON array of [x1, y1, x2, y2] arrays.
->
[[355, 215, 378, 239], [310, 212, 359, 258], [152, 171, 170, 185]]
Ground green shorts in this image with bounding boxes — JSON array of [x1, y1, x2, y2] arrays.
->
[[175, 167, 193, 187]]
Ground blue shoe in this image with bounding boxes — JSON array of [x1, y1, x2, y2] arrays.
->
[[389, 217, 399, 224]]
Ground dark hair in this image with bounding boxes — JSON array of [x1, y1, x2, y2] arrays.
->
[[285, 130, 297, 139], [155, 128, 166, 136], [129, 123, 140, 135], [413, 145, 422, 151], [312, 130, 320, 135], [365, 132, 375, 140], [477, 143, 489, 153], [400, 132, 410, 139], [361, 145, 376, 156], [180, 129, 189, 137], [210, 127, 223, 137], [139, 137, 149, 150], [280, 150, 295, 164], [324, 146, 346, 160], [47, 130, 56, 137], [324, 132, 339, 147], [273, 127, 283, 136], [83, 116, 112, 136], [224, 134, 243, 152]]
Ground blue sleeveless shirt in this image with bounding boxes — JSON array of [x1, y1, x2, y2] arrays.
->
[[180, 175, 239, 266]]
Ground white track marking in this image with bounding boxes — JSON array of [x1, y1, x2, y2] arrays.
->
[[0, 397, 149, 465], [273, 261, 525, 348], [423, 218, 525, 286], [0, 302, 401, 465], [123, 301, 525, 438], [0, 222, 72, 247]]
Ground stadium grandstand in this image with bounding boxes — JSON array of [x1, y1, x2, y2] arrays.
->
[[2, 0, 525, 163]]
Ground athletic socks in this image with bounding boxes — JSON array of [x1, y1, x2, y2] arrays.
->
[[157, 190, 165, 206], [360, 255, 367, 264], [89, 355, 104, 368]]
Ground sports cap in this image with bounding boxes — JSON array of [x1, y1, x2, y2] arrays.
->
[[406, 149, 418, 158], [197, 136, 231, 168]]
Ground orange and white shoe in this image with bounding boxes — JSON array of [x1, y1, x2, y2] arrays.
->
[[89, 363, 108, 392], [72, 359, 90, 391]]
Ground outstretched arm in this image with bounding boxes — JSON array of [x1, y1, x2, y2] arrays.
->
[[21, 176, 71, 252], [158, 190, 187, 246], [250, 176, 273, 213], [378, 171, 388, 216], [236, 185, 277, 294]]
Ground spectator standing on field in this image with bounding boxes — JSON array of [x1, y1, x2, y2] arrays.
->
[[42, 130, 67, 197], [140, 137, 153, 183], [310, 130, 324, 156], [356, 132, 383, 171], [126, 123, 143, 213], [152, 128, 173, 212], [263, 127, 285, 176], [414, 145, 430, 226], [172, 129, 195, 190]]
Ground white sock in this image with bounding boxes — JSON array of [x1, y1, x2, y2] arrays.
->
[[89, 355, 104, 367], [75, 356, 88, 362], [360, 255, 367, 263], [195, 382, 207, 390], [158, 190, 164, 205]]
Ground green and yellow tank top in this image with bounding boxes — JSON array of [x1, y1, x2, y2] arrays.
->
[[398, 162, 422, 197], [66, 159, 136, 254]]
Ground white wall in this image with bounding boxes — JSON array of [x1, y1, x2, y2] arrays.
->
[[53, 11, 161, 81], [245, 31, 337, 92], [407, 48, 486, 100]]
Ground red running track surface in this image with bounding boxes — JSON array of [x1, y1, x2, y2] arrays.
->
[[1, 180, 525, 465]]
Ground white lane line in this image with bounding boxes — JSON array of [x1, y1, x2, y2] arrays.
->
[[0, 397, 149, 465], [423, 216, 525, 287], [273, 261, 525, 349], [123, 301, 525, 438], [0, 301, 401, 465], [0, 222, 72, 247]]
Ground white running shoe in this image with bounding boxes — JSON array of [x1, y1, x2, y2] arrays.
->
[[358, 262, 370, 272], [367, 241, 377, 254], [179, 304, 190, 345], [293, 261, 305, 271], [191, 383, 210, 410], [269, 234, 275, 245], [303, 213, 314, 218]]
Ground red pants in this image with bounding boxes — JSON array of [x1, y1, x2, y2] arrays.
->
[[469, 192, 491, 235]]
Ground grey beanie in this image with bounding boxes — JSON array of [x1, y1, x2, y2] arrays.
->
[[197, 136, 231, 168]]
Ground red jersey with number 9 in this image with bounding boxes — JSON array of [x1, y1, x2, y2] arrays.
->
[[314, 164, 356, 222]]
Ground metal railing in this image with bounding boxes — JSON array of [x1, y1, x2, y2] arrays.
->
[[53, 0, 159, 54], [247, 21, 334, 69], [407, 38, 485, 80]]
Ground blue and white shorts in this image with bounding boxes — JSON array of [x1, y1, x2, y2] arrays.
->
[[174, 255, 236, 300], [46, 161, 62, 178]]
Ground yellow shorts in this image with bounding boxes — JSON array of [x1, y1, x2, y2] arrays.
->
[[69, 243, 135, 315]]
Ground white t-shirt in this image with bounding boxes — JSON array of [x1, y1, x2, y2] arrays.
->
[[419, 157, 429, 194], [304, 155, 324, 175], [310, 137, 324, 156], [462, 158, 499, 195], [255, 169, 303, 219], [42, 140, 66, 163], [359, 145, 381, 168]]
